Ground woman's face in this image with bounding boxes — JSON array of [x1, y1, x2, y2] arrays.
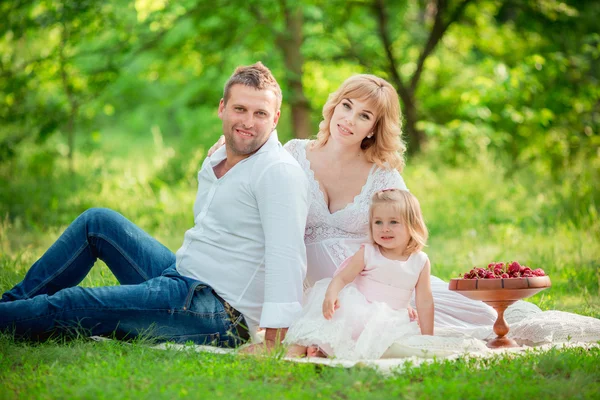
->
[[329, 97, 377, 147]]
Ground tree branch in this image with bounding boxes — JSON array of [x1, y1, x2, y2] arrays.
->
[[410, 0, 475, 92], [372, 0, 410, 100]]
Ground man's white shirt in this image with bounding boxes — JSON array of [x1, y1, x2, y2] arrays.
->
[[176, 131, 309, 338]]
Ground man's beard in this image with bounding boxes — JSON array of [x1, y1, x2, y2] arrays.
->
[[225, 129, 269, 156]]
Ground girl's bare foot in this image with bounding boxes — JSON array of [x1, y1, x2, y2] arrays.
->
[[306, 345, 327, 358], [286, 344, 307, 358]]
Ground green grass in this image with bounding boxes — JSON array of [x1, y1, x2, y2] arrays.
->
[[0, 129, 599, 399], [1, 337, 598, 399]]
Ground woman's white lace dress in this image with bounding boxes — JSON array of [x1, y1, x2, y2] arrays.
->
[[284, 139, 600, 347]]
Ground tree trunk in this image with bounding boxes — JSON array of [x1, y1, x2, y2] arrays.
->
[[373, 0, 473, 154], [373, 0, 425, 153], [59, 22, 77, 172], [66, 104, 78, 171], [399, 92, 423, 153], [278, 3, 311, 139]]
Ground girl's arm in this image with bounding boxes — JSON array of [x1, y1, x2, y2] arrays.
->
[[414, 258, 434, 335], [322, 247, 366, 320]]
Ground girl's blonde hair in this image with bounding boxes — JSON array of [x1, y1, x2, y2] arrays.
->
[[313, 74, 406, 171], [369, 189, 428, 254]]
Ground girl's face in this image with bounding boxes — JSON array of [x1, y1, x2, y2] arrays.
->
[[329, 97, 377, 146], [371, 204, 410, 253]]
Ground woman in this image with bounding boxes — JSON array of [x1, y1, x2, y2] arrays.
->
[[282, 75, 502, 337]]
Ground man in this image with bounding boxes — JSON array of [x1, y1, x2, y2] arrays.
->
[[0, 62, 310, 351]]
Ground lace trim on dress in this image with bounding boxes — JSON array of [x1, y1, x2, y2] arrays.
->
[[328, 241, 354, 267], [285, 139, 407, 247], [300, 139, 375, 215]]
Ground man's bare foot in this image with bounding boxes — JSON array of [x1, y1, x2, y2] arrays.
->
[[306, 345, 327, 358], [286, 344, 307, 358]]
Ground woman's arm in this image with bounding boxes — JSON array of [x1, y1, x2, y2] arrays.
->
[[207, 135, 225, 157], [322, 247, 365, 320], [414, 258, 434, 335]]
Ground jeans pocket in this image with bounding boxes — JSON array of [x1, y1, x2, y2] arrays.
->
[[184, 284, 224, 318], [181, 282, 206, 311]]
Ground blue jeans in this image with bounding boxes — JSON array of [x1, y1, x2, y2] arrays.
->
[[0, 208, 246, 347]]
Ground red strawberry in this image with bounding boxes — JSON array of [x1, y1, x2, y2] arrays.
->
[[533, 268, 545, 277], [501, 273, 509, 278], [485, 272, 497, 279], [508, 262, 521, 275]]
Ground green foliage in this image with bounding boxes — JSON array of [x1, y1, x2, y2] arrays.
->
[[420, 0, 600, 174], [2, 0, 598, 174]]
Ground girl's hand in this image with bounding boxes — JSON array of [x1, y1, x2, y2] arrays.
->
[[207, 135, 225, 157], [407, 305, 419, 325], [322, 295, 339, 320], [321, 248, 365, 321]]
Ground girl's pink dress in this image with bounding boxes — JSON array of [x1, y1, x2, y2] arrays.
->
[[285, 244, 446, 359]]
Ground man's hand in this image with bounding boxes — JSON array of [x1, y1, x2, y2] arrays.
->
[[239, 328, 288, 355], [322, 295, 339, 320]]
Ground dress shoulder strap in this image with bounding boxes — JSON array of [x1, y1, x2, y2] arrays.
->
[[362, 243, 376, 263], [409, 251, 429, 272]]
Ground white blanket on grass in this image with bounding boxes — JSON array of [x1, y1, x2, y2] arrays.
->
[[89, 336, 599, 375]]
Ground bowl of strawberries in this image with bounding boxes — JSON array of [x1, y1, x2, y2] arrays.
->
[[449, 261, 551, 348]]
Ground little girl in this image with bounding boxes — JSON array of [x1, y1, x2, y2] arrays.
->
[[284, 188, 434, 360]]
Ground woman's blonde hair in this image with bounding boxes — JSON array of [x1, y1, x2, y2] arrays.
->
[[369, 189, 428, 254], [314, 74, 406, 171]]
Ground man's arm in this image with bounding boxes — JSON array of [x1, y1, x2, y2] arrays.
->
[[253, 160, 309, 349]]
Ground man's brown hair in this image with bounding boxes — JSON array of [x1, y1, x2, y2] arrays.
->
[[223, 62, 282, 109]]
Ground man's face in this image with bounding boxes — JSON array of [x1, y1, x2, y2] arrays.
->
[[218, 84, 280, 160]]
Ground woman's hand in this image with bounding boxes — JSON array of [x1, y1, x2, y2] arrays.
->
[[207, 135, 226, 157], [322, 295, 339, 320]]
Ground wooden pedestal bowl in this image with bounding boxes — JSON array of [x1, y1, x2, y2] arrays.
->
[[448, 276, 551, 348]]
